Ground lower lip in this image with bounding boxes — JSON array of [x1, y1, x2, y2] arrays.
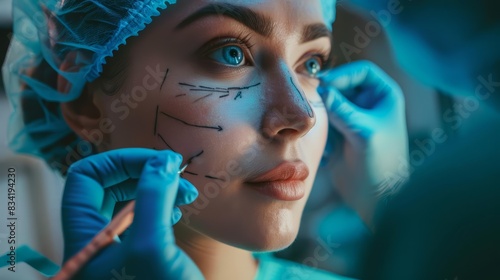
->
[[246, 181, 306, 201]]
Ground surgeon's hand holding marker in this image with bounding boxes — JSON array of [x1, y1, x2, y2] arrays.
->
[[60, 148, 203, 279], [318, 61, 409, 227]]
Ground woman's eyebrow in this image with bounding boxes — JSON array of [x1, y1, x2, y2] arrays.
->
[[301, 23, 332, 44], [175, 3, 274, 37], [175, 3, 331, 44]]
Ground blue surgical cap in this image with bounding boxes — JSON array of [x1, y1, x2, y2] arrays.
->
[[2, 0, 336, 171]]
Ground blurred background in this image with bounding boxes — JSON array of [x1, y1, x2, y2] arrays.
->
[[0, 0, 497, 279]]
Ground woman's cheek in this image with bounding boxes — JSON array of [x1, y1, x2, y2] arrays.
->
[[304, 91, 329, 168]]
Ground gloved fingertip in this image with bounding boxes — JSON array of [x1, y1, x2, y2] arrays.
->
[[172, 207, 182, 225], [180, 179, 199, 202], [316, 70, 330, 80], [148, 153, 168, 169], [163, 151, 183, 174], [317, 85, 329, 96], [321, 87, 337, 111]]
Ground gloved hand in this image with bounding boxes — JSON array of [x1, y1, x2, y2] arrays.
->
[[61, 148, 204, 279], [317, 60, 409, 226]]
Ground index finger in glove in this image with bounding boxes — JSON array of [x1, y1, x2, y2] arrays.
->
[[319, 60, 404, 110], [61, 148, 180, 260]]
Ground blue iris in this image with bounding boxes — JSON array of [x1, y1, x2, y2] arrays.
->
[[211, 45, 245, 66], [305, 57, 321, 77]]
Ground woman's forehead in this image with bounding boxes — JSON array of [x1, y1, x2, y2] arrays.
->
[[171, 0, 328, 27], [157, 0, 333, 46]]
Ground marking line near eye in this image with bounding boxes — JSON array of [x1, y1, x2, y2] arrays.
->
[[191, 89, 230, 93], [177, 82, 261, 102], [227, 83, 261, 90], [193, 93, 214, 103], [290, 77, 314, 118], [179, 82, 261, 92], [179, 83, 196, 87]]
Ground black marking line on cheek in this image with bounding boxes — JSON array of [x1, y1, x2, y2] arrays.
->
[[179, 82, 196, 87], [290, 77, 314, 118], [219, 94, 230, 98], [154, 106, 159, 136], [158, 133, 177, 153], [160, 112, 223, 132], [205, 175, 226, 182], [199, 86, 215, 89], [190, 89, 230, 94], [187, 150, 204, 164], [175, 94, 187, 98], [193, 93, 213, 103], [182, 150, 204, 176], [234, 91, 243, 100], [227, 82, 261, 90], [160, 68, 169, 90]]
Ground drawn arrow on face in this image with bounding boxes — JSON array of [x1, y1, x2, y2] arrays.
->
[[160, 112, 223, 132]]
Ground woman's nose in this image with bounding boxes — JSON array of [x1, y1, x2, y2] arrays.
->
[[260, 70, 316, 141]]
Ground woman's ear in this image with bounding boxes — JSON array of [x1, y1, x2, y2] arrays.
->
[[58, 55, 104, 147]]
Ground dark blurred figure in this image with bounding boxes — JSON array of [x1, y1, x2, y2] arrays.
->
[[349, 0, 500, 107], [346, 1, 500, 278], [0, 27, 11, 93], [362, 125, 500, 279]]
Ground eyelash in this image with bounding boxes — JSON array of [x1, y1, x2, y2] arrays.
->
[[200, 32, 333, 73], [200, 32, 255, 61], [308, 52, 330, 69]]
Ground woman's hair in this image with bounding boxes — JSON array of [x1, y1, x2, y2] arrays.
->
[[18, 1, 137, 175]]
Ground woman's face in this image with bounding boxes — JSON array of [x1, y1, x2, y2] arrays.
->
[[92, 0, 331, 251]]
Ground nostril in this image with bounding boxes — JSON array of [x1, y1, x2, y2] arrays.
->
[[276, 128, 299, 139]]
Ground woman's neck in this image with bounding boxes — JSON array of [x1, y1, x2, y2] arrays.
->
[[174, 222, 259, 280]]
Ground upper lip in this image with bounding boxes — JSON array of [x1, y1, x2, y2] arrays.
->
[[246, 161, 310, 183]]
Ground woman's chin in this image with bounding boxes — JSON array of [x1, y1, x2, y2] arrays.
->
[[217, 229, 299, 253], [209, 221, 300, 252], [177, 216, 301, 252], [243, 234, 298, 253]]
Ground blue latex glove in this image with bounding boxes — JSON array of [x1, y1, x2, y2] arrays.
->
[[62, 148, 204, 279], [318, 61, 408, 226]]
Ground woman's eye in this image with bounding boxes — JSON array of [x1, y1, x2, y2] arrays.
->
[[304, 57, 323, 77], [209, 45, 246, 66]]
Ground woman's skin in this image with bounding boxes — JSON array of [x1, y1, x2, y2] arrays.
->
[[61, 0, 331, 279]]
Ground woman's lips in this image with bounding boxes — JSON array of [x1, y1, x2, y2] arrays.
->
[[246, 161, 309, 201]]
